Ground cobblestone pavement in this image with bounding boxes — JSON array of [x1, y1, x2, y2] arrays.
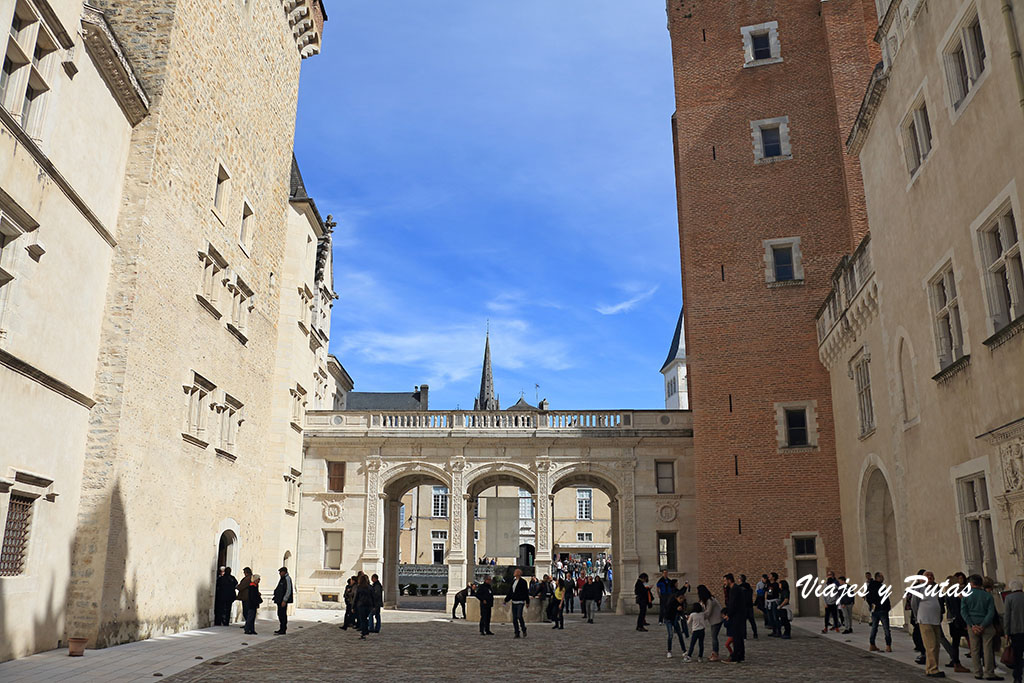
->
[[166, 612, 930, 682]]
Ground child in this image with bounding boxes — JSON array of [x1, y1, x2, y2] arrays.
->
[[685, 603, 706, 662]]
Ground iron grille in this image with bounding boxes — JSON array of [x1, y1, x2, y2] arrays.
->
[[0, 495, 33, 576]]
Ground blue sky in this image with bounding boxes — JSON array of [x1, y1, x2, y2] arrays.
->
[[294, 1, 682, 410]]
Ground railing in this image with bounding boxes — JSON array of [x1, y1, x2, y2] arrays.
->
[[816, 234, 874, 345], [305, 409, 691, 434]]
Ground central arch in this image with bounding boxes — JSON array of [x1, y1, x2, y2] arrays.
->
[[862, 466, 902, 592]]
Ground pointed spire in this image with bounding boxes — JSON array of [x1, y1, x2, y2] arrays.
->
[[473, 330, 499, 411]]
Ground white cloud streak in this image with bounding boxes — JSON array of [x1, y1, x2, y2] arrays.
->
[[595, 286, 658, 315]]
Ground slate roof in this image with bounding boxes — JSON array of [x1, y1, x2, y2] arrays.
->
[[660, 308, 686, 373], [346, 391, 427, 411], [506, 397, 536, 411]]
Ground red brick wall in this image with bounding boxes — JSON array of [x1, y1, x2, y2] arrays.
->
[[667, 0, 877, 587]]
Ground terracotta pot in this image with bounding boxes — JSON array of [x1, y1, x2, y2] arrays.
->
[[68, 638, 87, 657]]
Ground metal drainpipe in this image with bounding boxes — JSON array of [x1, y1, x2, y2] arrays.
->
[[1003, 0, 1024, 114]]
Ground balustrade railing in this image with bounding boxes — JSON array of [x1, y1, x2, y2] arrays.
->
[[363, 410, 624, 431], [816, 234, 874, 344]]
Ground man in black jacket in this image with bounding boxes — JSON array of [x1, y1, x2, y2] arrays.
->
[[273, 567, 294, 635], [476, 576, 495, 635], [370, 574, 384, 633], [504, 568, 530, 638], [724, 573, 750, 663], [215, 567, 238, 625], [635, 573, 652, 631]]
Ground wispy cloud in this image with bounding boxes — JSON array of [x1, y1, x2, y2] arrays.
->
[[596, 286, 658, 315]]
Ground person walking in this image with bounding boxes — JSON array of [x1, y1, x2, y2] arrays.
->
[[551, 579, 566, 630], [243, 574, 262, 635], [635, 573, 653, 631], [582, 577, 599, 624], [273, 567, 294, 635], [823, 574, 841, 634], [476, 576, 495, 636], [504, 568, 530, 638], [1004, 580, 1024, 683], [564, 575, 576, 614], [370, 574, 384, 633], [656, 570, 672, 624], [867, 571, 892, 652], [452, 582, 472, 620], [962, 573, 1000, 680], [912, 571, 944, 678], [236, 567, 253, 631], [685, 603, 706, 663], [943, 572, 971, 673], [776, 579, 792, 640], [696, 584, 724, 661], [739, 575, 758, 639], [724, 574, 749, 663], [355, 574, 374, 640], [765, 573, 780, 635], [215, 567, 237, 626], [663, 587, 688, 658], [839, 576, 855, 634]]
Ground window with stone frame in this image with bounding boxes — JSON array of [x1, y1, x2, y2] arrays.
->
[[785, 409, 808, 446], [763, 237, 804, 284], [774, 400, 818, 451], [297, 285, 313, 333], [957, 473, 997, 578], [943, 7, 987, 111], [851, 348, 875, 436], [928, 263, 966, 369], [577, 532, 593, 543], [657, 532, 677, 571], [902, 97, 932, 176], [226, 273, 253, 342], [327, 462, 345, 492], [217, 392, 243, 454], [741, 21, 781, 67], [655, 461, 675, 494], [239, 200, 254, 254], [0, 494, 33, 576], [183, 372, 215, 445], [290, 384, 306, 427], [432, 486, 449, 518], [978, 204, 1023, 334], [1, 1, 59, 138], [0, 211, 28, 332], [750, 116, 792, 163], [284, 472, 299, 512], [518, 488, 535, 520], [197, 243, 228, 317], [213, 163, 230, 214], [576, 488, 593, 520], [323, 530, 342, 570]]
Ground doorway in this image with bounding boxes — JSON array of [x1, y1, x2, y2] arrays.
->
[[519, 543, 535, 567], [795, 558, 818, 616]]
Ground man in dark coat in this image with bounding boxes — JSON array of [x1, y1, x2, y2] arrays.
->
[[215, 567, 238, 625], [452, 582, 473, 619], [243, 574, 263, 635], [635, 573, 652, 631], [236, 567, 253, 630], [370, 574, 384, 633], [476, 576, 495, 635], [273, 567, 294, 635], [724, 573, 751, 662]]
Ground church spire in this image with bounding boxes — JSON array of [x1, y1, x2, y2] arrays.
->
[[473, 330, 499, 411]]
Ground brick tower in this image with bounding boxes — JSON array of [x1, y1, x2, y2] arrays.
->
[[667, 1, 880, 589]]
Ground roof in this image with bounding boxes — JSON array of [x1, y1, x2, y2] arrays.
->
[[346, 391, 427, 411], [660, 308, 686, 372], [289, 154, 327, 232], [506, 397, 536, 411]]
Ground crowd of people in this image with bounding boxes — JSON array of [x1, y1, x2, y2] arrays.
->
[[213, 565, 294, 636]]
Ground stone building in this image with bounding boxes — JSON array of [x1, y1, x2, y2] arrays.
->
[[666, 0, 881, 600], [818, 0, 1024, 595], [0, 0, 148, 662], [0, 0, 328, 662], [661, 308, 688, 410]]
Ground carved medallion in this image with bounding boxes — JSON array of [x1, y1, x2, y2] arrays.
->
[[322, 500, 342, 522], [658, 503, 677, 523]]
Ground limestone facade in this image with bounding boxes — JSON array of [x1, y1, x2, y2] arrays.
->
[[820, 0, 1024, 598], [297, 409, 695, 613]]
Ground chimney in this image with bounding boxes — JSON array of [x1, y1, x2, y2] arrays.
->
[[418, 384, 429, 410]]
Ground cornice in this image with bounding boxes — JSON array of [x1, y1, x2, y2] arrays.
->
[[81, 4, 149, 126]]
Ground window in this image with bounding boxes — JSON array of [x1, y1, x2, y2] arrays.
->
[[218, 393, 243, 452], [577, 532, 593, 543], [943, 9, 987, 110], [666, 377, 677, 398], [298, 286, 313, 333], [0, 495, 33, 576], [657, 532, 677, 571], [979, 206, 1023, 333], [431, 530, 448, 540], [432, 486, 449, 518], [763, 237, 803, 284], [656, 461, 675, 494], [327, 462, 345, 492], [323, 530, 342, 570], [431, 531, 446, 565], [285, 473, 298, 511], [957, 473, 997, 578], [290, 384, 306, 427], [213, 164, 230, 213], [1, 2, 58, 137], [576, 488, 593, 520], [239, 201, 253, 253], [751, 117, 792, 163], [197, 244, 228, 315], [794, 536, 816, 556], [227, 275, 253, 341], [183, 372, 215, 444], [929, 264, 966, 369], [399, 503, 406, 529], [785, 408, 808, 447], [518, 488, 534, 520], [902, 99, 932, 175], [852, 350, 874, 436], [741, 21, 782, 67], [0, 212, 27, 316]]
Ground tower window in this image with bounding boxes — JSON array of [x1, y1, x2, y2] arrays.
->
[[750, 117, 792, 163]]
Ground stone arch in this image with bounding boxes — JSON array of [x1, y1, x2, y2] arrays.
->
[[860, 463, 902, 590], [465, 462, 537, 497], [380, 462, 452, 498], [550, 463, 622, 498], [215, 518, 241, 572], [895, 334, 919, 423]]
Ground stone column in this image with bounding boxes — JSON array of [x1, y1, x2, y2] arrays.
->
[[465, 495, 477, 586], [383, 497, 401, 607], [362, 456, 383, 576], [535, 459, 553, 573], [610, 498, 624, 614], [615, 458, 639, 614], [446, 458, 468, 612]]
